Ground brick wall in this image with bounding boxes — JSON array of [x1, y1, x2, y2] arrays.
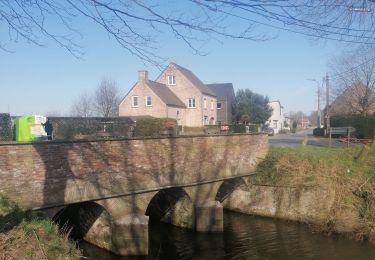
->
[[0, 134, 268, 209]]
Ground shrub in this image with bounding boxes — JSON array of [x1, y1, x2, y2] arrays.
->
[[0, 113, 12, 141], [49, 117, 133, 140], [231, 124, 246, 133], [313, 128, 325, 137], [249, 124, 260, 133], [331, 115, 375, 139], [133, 118, 177, 137]]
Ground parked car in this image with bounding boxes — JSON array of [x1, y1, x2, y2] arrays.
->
[[267, 127, 275, 136]]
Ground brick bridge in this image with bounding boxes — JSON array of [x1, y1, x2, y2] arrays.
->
[[0, 134, 268, 255]]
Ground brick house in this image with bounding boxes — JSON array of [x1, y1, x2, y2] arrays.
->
[[119, 63, 231, 127], [206, 83, 235, 124], [329, 83, 375, 116]]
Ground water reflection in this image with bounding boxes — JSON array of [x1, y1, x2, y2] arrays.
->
[[81, 211, 375, 259]]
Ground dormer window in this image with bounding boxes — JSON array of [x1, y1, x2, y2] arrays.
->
[[167, 75, 176, 85]]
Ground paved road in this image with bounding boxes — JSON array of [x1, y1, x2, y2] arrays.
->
[[268, 129, 353, 148]]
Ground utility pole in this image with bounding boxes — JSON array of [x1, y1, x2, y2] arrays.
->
[[307, 78, 322, 128], [325, 73, 330, 134], [317, 86, 321, 127]]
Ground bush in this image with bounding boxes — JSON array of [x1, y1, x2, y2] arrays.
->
[[331, 115, 375, 139], [249, 124, 260, 133], [231, 124, 246, 133], [0, 113, 12, 141], [313, 128, 325, 137], [133, 118, 177, 137], [49, 117, 133, 140]]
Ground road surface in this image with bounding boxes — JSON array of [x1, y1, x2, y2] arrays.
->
[[268, 129, 354, 148]]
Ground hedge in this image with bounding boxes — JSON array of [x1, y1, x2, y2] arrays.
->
[[133, 118, 177, 137], [231, 124, 246, 133], [0, 113, 12, 141], [330, 115, 375, 139], [48, 117, 133, 140]]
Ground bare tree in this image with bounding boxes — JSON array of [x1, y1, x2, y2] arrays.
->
[[70, 92, 94, 117], [2, 1, 375, 65], [289, 110, 308, 127], [94, 79, 120, 117], [330, 46, 375, 116]]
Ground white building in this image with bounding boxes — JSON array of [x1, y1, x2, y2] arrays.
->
[[266, 100, 286, 134]]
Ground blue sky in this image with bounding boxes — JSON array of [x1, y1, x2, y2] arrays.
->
[[0, 6, 345, 117]]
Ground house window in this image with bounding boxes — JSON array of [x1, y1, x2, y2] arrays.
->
[[217, 102, 222, 109], [167, 75, 176, 85], [204, 98, 207, 109], [210, 100, 214, 110], [146, 96, 152, 106], [188, 98, 196, 108], [132, 96, 138, 107]]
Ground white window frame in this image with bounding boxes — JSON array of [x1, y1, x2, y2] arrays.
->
[[132, 96, 139, 107], [204, 98, 207, 109], [146, 96, 152, 107], [210, 100, 214, 110], [217, 102, 222, 109], [188, 98, 196, 108], [167, 75, 176, 85]]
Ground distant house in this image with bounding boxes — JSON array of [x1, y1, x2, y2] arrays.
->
[[119, 63, 235, 128], [266, 100, 285, 133], [329, 82, 375, 116], [206, 83, 235, 125], [118, 70, 186, 123]]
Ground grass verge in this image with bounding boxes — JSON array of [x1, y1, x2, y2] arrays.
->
[[0, 194, 82, 259], [252, 145, 375, 243]]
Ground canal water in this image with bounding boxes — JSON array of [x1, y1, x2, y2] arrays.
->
[[81, 211, 375, 259]]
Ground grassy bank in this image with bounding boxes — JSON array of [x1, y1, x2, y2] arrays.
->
[[252, 145, 375, 243], [0, 195, 82, 259]]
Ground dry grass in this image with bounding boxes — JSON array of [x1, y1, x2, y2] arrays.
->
[[253, 145, 375, 243], [0, 195, 82, 260]]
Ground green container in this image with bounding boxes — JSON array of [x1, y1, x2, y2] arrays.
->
[[15, 115, 35, 141], [15, 115, 47, 141]]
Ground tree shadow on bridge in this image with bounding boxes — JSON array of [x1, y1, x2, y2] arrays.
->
[[52, 202, 104, 241], [29, 134, 263, 255], [33, 139, 149, 255], [33, 142, 74, 209]]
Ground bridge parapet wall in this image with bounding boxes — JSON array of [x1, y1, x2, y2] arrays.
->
[[0, 134, 268, 209]]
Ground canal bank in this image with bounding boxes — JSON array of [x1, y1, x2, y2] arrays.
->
[[234, 146, 375, 243]]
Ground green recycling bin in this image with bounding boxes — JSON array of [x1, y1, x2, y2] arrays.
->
[[15, 115, 47, 141]]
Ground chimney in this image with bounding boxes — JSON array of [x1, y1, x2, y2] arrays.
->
[[138, 70, 148, 83]]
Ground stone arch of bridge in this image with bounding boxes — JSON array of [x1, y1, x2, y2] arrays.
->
[[52, 201, 111, 240], [145, 187, 195, 229], [215, 177, 249, 203]]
